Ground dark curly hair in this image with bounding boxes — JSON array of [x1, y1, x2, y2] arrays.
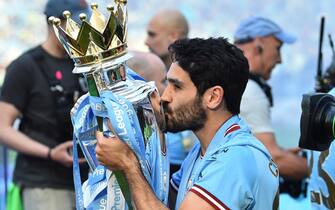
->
[[168, 37, 249, 114]]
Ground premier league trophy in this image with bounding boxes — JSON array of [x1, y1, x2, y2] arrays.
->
[[49, 1, 169, 209]]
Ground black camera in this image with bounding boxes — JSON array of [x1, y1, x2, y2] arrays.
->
[[302, 17, 335, 151], [299, 93, 335, 151]]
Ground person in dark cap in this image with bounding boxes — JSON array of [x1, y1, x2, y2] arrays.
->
[[0, 1, 89, 210], [44, 0, 89, 23], [234, 16, 308, 181]]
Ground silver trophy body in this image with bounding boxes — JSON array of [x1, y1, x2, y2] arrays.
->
[[78, 59, 166, 171]]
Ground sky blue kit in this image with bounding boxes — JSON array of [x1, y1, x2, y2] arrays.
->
[[171, 115, 279, 210], [166, 131, 197, 165]]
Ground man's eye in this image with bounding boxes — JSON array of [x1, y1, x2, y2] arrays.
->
[[161, 78, 167, 85], [148, 31, 156, 37]]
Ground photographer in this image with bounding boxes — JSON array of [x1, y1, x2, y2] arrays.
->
[[234, 16, 308, 181]]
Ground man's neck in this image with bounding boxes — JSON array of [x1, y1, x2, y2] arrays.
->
[[249, 69, 263, 77], [161, 54, 172, 70], [194, 111, 233, 156]]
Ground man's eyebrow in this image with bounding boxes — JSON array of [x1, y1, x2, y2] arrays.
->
[[167, 78, 183, 87]]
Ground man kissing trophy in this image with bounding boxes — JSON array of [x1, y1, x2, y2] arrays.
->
[[49, 1, 169, 209]]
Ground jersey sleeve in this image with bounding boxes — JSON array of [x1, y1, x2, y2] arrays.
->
[[240, 80, 273, 133], [0, 54, 33, 112], [190, 151, 255, 210]]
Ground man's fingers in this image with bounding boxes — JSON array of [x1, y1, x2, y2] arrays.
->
[[96, 131, 118, 149], [98, 161, 107, 167], [96, 153, 105, 165], [95, 144, 101, 155], [287, 147, 302, 154], [62, 141, 73, 149], [65, 154, 73, 162], [96, 130, 103, 140], [78, 158, 86, 164], [96, 131, 106, 147], [62, 156, 73, 167]]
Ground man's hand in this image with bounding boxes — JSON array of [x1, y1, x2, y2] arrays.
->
[[50, 141, 85, 167], [286, 147, 302, 155], [94, 123, 169, 210], [95, 131, 137, 171]]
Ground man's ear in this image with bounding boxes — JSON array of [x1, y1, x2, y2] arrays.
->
[[254, 37, 265, 55], [203, 86, 224, 110], [168, 30, 180, 43]]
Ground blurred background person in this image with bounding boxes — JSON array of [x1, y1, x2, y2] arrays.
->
[[234, 16, 308, 191], [0, 1, 89, 210], [0, 64, 5, 91], [127, 51, 167, 95], [145, 9, 189, 69]]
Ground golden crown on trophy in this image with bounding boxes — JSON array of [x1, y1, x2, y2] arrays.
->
[[49, 0, 129, 70]]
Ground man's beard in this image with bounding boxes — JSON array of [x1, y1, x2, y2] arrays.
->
[[163, 95, 207, 133]]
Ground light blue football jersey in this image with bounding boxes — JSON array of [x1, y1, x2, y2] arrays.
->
[[166, 131, 198, 165], [171, 115, 279, 210]]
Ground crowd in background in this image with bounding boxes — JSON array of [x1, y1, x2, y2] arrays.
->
[[1, 0, 335, 210]]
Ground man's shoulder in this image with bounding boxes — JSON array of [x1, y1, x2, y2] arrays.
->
[[240, 80, 273, 132], [214, 129, 271, 164], [15, 45, 42, 60], [243, 79, 267, 98], [7, 45, 42, 71], [199, 143, 266, 188], [213, 141, 260, 161]]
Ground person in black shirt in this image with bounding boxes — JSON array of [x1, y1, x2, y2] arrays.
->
[[0, 1, 89, 210]]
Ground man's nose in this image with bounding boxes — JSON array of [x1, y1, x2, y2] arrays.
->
[[277, 53, 282, 64], [160, 87, 172, 103], [145, 36, 150, 46]]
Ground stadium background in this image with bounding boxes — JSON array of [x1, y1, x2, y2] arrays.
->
[[1, 0, 335, 209]]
